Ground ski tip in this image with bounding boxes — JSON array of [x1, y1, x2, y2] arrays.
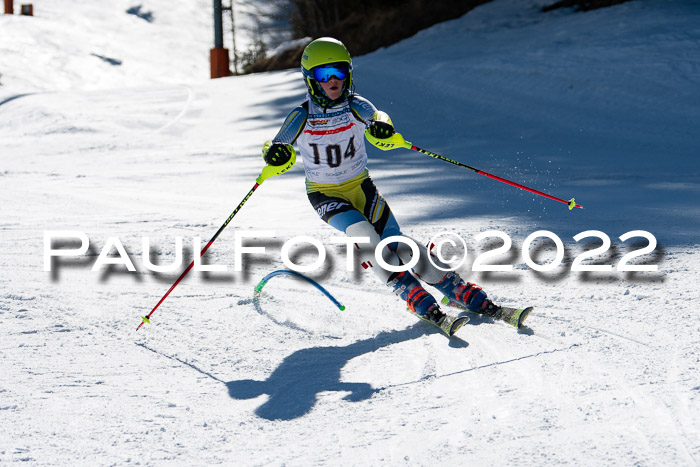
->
[[517, 307, 533, 329], [339, 305, 346, 311], [448, 316, 470, 336]]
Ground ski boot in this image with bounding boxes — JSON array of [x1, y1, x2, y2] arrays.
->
[[434, 272, 531, 329], [433, 272, 487, 312], [390, 271, 468, 336]]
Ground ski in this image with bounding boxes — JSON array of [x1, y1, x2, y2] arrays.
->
[[408, 308, 469, 337], [440, 297, 532, 329], [439, 314, 470, 337]]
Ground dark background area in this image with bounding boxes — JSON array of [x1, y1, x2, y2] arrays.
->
[[246, 0, 634, 73]]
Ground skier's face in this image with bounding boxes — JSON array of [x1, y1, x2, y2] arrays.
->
[[320, 77, 344, 100]]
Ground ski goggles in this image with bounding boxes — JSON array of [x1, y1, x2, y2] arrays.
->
[[312, 64, 350, 83]]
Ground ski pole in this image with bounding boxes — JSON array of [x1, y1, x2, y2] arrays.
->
[[368, 131, 582, 210], [136, 182, 259, 331], [137, 152, 297, 331]]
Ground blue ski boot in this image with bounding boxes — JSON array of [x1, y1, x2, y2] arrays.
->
[[390, 271, 443, 323], [434, 272, 531, 328], [433, 272, 488, 312], [390, 271, 469, 336]]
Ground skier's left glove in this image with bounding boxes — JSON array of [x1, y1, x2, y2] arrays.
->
[[368, 111, 395, 139], [365, 111, 407, 151]]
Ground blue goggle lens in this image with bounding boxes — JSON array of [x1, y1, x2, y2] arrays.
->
[[312, 65, 349, 83]]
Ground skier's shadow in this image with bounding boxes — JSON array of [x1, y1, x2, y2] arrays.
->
[[226, 324, 467, 421]]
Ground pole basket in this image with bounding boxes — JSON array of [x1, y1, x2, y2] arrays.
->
[[210, 47, 231, 79]]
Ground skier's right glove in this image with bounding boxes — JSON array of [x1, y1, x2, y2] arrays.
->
[[257, 141, 296, 184], [263, 141, 295, 166]]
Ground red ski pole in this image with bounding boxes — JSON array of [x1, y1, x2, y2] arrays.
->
[[408, 143, 583, 210], [136, 151, 297, 331], [136, 182, 260, 331], [369, 131, 583, 210]]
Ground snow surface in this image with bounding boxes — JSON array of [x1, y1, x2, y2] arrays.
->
[[1, 0, 700, 465]]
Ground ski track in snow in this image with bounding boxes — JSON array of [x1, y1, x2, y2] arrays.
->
[[2, 0, 700, 464]]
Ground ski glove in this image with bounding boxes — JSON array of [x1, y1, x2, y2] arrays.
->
[[365, 111, 406, 151], [263, 142, 294, 167], [368, 111, 395, 139], [258, 141, 296, 184]]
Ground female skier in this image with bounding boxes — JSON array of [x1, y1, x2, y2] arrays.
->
[[261, 37, 529, 334]]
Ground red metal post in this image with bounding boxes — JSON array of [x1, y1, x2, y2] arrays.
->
[[210, 47, 231, 79], [4, 0, 13, 14]]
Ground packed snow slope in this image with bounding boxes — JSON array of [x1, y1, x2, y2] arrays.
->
[[0, 0, 212, 92], [1, 0, 700, 465], [0, 0, 289, 92]]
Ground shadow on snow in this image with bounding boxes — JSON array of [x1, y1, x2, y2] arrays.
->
[[226, 324, 466, 421], [136, 323, 467, 422]]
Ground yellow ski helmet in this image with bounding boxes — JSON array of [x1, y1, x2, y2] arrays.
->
[[301, 37, 353, 107]]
